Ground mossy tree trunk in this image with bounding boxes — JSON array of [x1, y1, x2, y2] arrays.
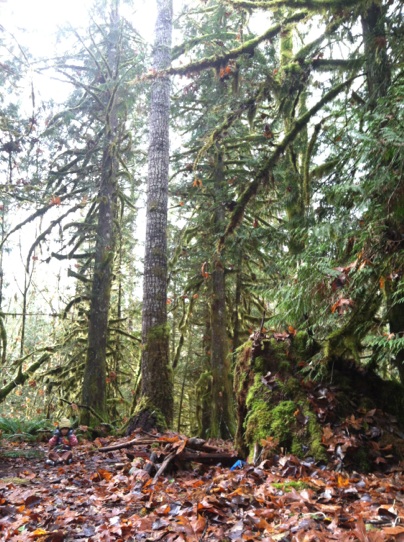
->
[[140, 0, 174, 428], [209, 148, 234, 439], [196, 310, 212, 437], [279, 19, 307, 256], [81, 3, 121, 425], [235, 330, 404, 468]]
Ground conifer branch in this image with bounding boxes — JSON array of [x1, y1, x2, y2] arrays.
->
[[219, 75, 357, 250], [26, 203, 84, 272], [0, 190, 84, 250]]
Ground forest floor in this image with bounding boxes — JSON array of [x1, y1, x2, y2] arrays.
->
[[1, 434, 404, 542]]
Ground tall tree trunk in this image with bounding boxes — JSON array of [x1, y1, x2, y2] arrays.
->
[[361, 1, 391, 107], [362, 3, 403, 382], [140, 0, 173, 428], [209, 148, 234, 439], [81, 4, 120, 425]]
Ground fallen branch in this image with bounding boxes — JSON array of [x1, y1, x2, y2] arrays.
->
[[99, 431, 238, 471], [153, 451, 177, 481]]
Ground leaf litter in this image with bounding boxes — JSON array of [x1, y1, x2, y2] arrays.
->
[[0, 431, 404, 541]]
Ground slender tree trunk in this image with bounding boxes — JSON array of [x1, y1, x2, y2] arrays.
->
[[232, 264, 242, 359], [177, 334, 191, 433], [279, 22, 306, 255], [140, 0, 173, 427], [196, 308, 212, 437], [81, 4, 120, 425], [209, 148, 234, 439]]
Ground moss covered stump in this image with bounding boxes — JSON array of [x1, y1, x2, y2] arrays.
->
[[234, 330, 404, 472]]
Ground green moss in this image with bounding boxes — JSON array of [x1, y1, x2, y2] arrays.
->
[[271, 339, 290, 360], [269, 401, 297, 444], [2, 449, 43, 459], [0, 477, 30, 485], [238, 331, 329, 461], [280, 377, 301, 396], [146, 323, 170, 343], [236, 369, 248, 393], [144, 323, 170, 349], [244, 385, 327, 461], [283, 61, 304, 75], [272, 481, 310, 492], [293, 331, 310, 357], [244, 399, 273, 444], [306, 410, 327, 461], [246, 375, 270, 409], [253, 356, 265, 373], [196, 371, 213, 398]]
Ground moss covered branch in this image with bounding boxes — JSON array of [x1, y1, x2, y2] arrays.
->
[[219, 75, 357, 249], [0, 351, 54, 402], [223, 0, 360, 10], [172, 32, 238, 61], [134, 12, 307, 82]]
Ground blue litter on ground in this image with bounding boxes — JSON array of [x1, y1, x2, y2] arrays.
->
[[230, 459, 247, 470]]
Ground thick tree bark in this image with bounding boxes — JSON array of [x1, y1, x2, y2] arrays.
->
[[81, 5, 120, 425], [141, 0, 174, 427]]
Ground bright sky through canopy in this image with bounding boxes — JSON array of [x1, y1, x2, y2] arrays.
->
[[1, 0, 158, 106], [1, 0, 157, 57], [1, 0, 94, 55]]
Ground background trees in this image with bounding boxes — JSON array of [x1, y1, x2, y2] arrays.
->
[[0, 0, 402, 447], [0, 1, 148, 421]]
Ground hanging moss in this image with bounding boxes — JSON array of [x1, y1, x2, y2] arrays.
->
[[196, 371, 213, 400]]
